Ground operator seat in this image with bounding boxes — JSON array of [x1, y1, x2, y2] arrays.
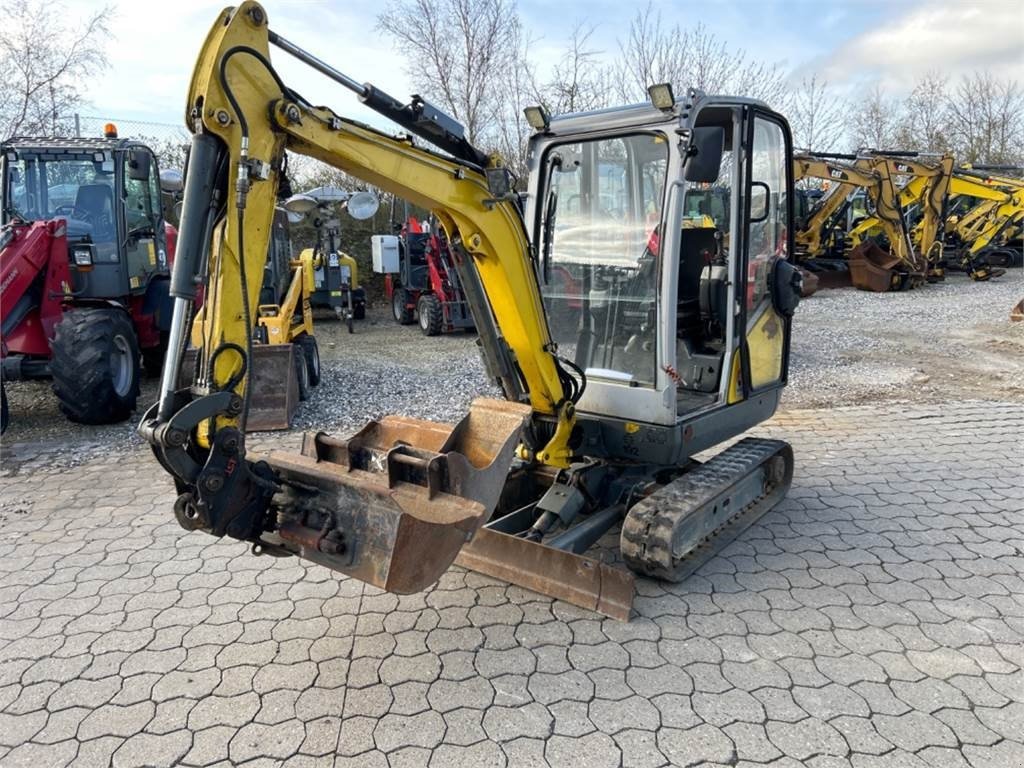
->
[[677, 227, 718, 340], [74, 183, 116, 245]]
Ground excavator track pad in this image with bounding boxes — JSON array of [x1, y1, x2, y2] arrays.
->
[[621, 438, 794, 582], [262, 398, 530, 593]]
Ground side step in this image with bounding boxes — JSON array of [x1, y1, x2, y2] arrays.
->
[[621, 437, 793, 582]]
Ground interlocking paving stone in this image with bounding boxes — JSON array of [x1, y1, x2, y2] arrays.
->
[[1, 401, 1023, 766]]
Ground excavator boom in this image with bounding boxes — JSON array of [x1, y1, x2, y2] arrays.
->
[[140, 1, 573, 594]]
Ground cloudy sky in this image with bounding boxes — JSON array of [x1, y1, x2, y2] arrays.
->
[[64, 0, 1024, 129]]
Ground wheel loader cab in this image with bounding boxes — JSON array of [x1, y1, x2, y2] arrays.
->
[[529, 95, 796, 459], [1, 139, 167, 297]]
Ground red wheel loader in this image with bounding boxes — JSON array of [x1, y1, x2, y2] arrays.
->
[[0, 132, 176, 433]]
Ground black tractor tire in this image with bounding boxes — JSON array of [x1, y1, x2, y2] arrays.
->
[[51, 308, 141, 424], [299, 334, 321, 386], [294, 345, 310, 401], [392, 288, 415, 325], [353, 301, 366, 320], [1, 382, 8, 435], [418, 293, 443, 337]]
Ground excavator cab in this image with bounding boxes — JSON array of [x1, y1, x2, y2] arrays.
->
[[529, 97, 797, 439]]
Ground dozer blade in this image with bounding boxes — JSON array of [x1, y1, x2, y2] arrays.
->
[[455, 528, 635, 621], [246, 344, 300, 431], [263, 398, 530, 594]]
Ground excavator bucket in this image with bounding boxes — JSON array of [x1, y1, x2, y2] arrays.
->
[[180, 346, 300, 431], [848, 242, 905, 292], [264, 398, 531, 593], [246, 344, 300, 431]]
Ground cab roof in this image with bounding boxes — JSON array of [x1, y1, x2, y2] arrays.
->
[[1, 136, 152, 155]]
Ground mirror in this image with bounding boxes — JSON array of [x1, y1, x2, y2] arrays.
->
[[346, 191, 380, 220], [159, 168, 183, 193], [750, 181, 770, 223], [683, 126, 725, 183], [127, 149, 152, 181]]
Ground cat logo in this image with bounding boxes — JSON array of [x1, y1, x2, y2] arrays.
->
[[895, 163, 910, 173], [830, 169, 846, 180]]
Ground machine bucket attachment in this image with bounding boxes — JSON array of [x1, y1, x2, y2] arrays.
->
[[455, 528, 635, 621], [848, 242, 905, 292], [264, 398, 530, 594], [179, 345, 300, 431], [246, 344, 300, 431]]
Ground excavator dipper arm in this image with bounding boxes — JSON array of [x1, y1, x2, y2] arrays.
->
[[139, 2, 577, 595]]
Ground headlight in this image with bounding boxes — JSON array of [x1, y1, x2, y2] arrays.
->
[[72, 247, 93, 266]]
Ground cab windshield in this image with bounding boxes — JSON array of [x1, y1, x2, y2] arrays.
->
[[539, 133, 669, 387], [3, 153, 117, 247]]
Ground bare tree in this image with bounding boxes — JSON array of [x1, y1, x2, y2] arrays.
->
[[898, 71, 950, 152], [377, 0, 521, 145], [489, 23, 537, 179], [539, 22, 613, 115], [787, 74, 846, 152], [850, 85, 904, 151], [615, 4, 788, 107], [0, 0, 112, 140], [944, 71, 1024, 164]]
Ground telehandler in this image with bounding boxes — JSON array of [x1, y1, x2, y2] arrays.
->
[[139, 2, 802, 619]]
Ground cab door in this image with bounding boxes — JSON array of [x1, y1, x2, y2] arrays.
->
[[736, 112, 793, 397], [122, 149, 166, 293]]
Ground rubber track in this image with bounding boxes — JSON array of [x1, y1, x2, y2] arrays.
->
[[621, 437, 793, 582]]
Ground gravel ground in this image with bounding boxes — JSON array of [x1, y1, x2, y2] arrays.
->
[[788, 272, 1024, 407], [2, 271, 1022, 459]]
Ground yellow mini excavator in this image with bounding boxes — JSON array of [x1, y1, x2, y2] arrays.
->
[[793, 152, 916, 291], [139, 2, 803, 619], [950, 168, 1024, 272], [835, 151, 955, 282]]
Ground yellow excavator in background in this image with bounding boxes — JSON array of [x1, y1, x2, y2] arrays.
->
[[944, 170, 1023, 278], [952, 168, 1024, 269], [848, 151, 954, 282], [793, 152, 917, 291], [139, 2, 804, 619]]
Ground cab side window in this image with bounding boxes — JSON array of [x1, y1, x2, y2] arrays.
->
[[124, 152, 158, 232]]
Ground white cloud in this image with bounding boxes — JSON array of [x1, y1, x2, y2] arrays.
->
[[811, 0, 1024, 92], [67, 0, 413, 130]]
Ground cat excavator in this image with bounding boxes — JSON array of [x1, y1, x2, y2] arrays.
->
[[850, 151, 954, 281], [949, 168, 1024, 271], [139, 2, 802, 619], [793, 152, 917, 290]]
